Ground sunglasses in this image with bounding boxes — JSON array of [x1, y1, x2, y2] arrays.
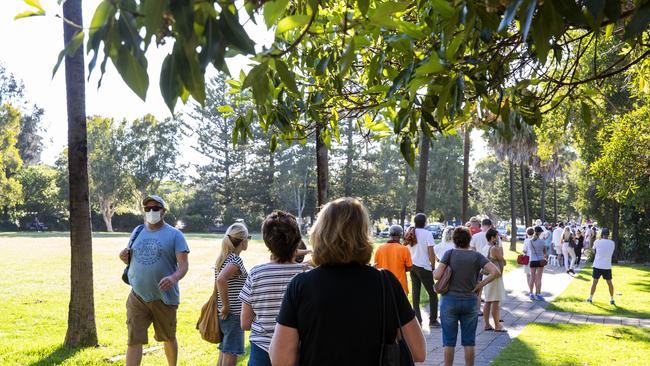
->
[[143, 206, 163, 212]]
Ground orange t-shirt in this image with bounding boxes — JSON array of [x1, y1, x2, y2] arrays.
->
[[375, 242, 413, 294]]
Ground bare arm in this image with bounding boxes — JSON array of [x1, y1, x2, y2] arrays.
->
[[433, 262, 447, 281], [159, 252, 189, 291], [473, 261, 500, 292], [216, 263, 240, 319], [241, 302, 255, 331], [427, 246, 436, 268], [400, 318, 426, 362], [493, 246, 505, 267], [269, 324, 299, 366]]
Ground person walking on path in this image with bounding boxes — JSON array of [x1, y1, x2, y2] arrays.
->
[[583, 224, 592, 249], [587, 228, 616, 305], [552, 222, 565, 265], [215, 223, 250, 366], [562, 227, 577, 275], [269, 197, 426, 366], [374, 225, 413, 294], [118, 195, 190, 366], [470, 218, 497, 314], [410, 213, 440, 327], [239, 211, 308, 366], [434, 227, 500, 366], [522, 227, 534, 295], [575, 229, 585, 266], [526, 226, 548, 301], [482, 228, 507, 332]]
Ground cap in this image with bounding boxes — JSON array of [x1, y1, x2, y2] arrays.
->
[[389, 225, 404, 237], [142, 195, 167, 210]]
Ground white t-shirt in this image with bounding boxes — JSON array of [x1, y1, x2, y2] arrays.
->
[[412, 228, 435, 270], [552, 227, 564, 247], [593, 239, 615, 269], [434, 240, 455, 262], [470, 231, 489, 254]]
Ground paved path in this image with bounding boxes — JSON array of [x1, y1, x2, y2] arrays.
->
[[413, 261, 647, 366]]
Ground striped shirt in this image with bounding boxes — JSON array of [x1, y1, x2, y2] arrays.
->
[[238, 263, 307, 352], [215, 253, 248, 315]]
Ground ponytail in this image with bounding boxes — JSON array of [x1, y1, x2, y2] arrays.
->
[[215, 223, 248, 273]]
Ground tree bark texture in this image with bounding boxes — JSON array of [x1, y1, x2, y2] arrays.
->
[[612, 200, 620, 263], [415, 133, 430, 213], [520, 164, 530, 227], [509, 160, 517, 251], [553, 175, 558, 223], [400, 165, 408, 226], [344, 119, 353, 197], [62, 0, 98, 347], [315, 127, 329, 208], [462, 126, 470, 223], [540, 176, 546, 223]]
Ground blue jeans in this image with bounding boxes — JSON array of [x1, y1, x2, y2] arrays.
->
[[218, 313, 245, 355], [248, 342, 272, 366], [440, 294, 478, 347]]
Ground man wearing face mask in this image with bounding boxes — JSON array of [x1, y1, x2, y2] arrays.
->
[[118, 195, 189, 366]]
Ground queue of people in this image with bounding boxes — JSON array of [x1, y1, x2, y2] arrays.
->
[[117, 194, 614, 366]]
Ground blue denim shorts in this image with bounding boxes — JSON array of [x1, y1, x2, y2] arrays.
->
[[248, 342, 272, 366], [218, 313, 245, 355], [440, 294, 479, 347]]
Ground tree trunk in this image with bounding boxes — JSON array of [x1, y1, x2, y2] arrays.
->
[[462, 126, 470, 223], [540, 176, 546, 223], [400, 165, 408, 227], [265, 149, 274, 214], [100, 201, 114, 232], [520, 163, 530, 227], [509, 160, 517, 251], [344, 119, 353, 197], [62, 0, 98, 347], [315, 127, 329, 208], [415, 133, 430, 213], [612, 200, 620, 263], [553, 175, 558, 223]]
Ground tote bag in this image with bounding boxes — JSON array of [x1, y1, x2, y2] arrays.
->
[[196, 285, 222, 344]]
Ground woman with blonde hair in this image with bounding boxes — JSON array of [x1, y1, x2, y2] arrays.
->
[[562, 226, 576, 275], [270, 197, 426, 366], [434, 225, 456, 262], [215, 223, 250, 366]]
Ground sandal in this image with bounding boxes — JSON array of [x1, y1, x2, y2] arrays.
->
[[484, 326, 494, 331], [494, 328, 508, 332]]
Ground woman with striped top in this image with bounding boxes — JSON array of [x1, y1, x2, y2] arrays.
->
[[239, 211, 308, 366], [215, 223, 249, 366]]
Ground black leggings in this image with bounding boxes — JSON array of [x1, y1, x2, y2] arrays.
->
[[410, 265, 438, 324], [575, 244, 584, 265]]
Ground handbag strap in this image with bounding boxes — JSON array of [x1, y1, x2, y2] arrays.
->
[[381, 270, 411, 347], [126, 224, 145, 264], [379, 269, 387, 361]]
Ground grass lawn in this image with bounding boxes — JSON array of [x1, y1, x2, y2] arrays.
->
[[0, 231, 274, 366], [546, 264, 650, 319], [491, 323, 650, 365]]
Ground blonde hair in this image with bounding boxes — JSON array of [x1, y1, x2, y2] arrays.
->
[[441, 226, 454, 243], [562, 227, 572, 242], [215, 223, 249, 272], [310, 197, 373, 266]]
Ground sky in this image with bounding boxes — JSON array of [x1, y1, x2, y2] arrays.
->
[[0, 0, 488, 174]]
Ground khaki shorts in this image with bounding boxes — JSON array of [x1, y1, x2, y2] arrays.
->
[[126, 291, 178, 345]]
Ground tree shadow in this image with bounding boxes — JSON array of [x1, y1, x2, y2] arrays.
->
[[27, 345, 81, 366], [547, 295, 650, 319]]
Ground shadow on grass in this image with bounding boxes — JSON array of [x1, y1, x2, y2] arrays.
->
[[27, 345, 81, 366], [546, 295, 650, 319]]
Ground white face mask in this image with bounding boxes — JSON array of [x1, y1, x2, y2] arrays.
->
[[145, 210, 162, 225]]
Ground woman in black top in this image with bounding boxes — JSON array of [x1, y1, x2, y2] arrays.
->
[[575, 229, 585, 266], [269, 197, 426, 366]]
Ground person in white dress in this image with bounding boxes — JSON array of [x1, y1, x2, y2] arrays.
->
[[522, 227, 534, 291], [481, 228, 506, 331], [562, 227, 577, 274]]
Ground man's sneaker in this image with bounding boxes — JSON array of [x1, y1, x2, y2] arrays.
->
[[610, 300, 616, 305], [429, 320, 441, 328], [535, 294, 544, 301], [529, 293, 536, 301], [569, 269, 575, 274], [586, 298, 592, 303]]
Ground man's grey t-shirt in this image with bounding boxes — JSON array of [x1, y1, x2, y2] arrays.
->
[[128, 223, 189, 305], [440, 249, 489, 299]]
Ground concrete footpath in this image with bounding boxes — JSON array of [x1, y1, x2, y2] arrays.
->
[[415, 261, 615, 366]]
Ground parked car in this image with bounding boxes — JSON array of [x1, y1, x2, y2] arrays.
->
[[497, 226, 509, 241], [425, 223, 443, 239], [378, 227, 391, 238], [516, 225, 526, 241], [208, 225, 228, 233]]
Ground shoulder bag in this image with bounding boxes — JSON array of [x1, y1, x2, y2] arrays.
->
[[379, 270, 414, 366], [403, 227, 417, 247], [122, 224, 145, 285], [196, 284, 222, 344], [434, 250, 453, 294], [531, 241, 548, 267]]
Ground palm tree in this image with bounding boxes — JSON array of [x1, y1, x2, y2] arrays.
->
[[487, 114, 537, 251], [62, 0, 97, 346], [462, 124, 471, 223]]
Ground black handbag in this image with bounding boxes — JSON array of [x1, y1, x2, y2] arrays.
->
[[379, 270, 415, 366], [122, 224, 145, 285]]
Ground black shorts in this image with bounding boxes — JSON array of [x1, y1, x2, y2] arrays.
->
[[592, 267, 612, 280], [530, 260, 545, 268]]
